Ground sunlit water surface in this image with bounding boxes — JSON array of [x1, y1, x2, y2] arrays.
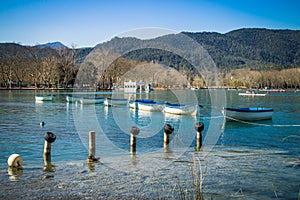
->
[[0, 90, 299, 199]]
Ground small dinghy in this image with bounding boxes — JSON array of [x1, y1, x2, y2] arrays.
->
[[163, 103, 198, 116], [137, 101, 165, 112], [104, 98, 128, 106], [35, 94, 55, 102], [80, 97, 105, 104], [222, 107, 274, 121]]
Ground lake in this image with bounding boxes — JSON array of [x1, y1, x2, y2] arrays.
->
[[0, 89, 299, 199]]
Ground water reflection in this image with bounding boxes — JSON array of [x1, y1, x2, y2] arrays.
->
[[7, 167, 23, 181]]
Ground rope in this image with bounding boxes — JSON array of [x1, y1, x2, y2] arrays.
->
[[223, 116, 300, 127], [200, 115, 300, 127]]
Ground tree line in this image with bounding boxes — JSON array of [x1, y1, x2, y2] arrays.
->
[[1, 28, 300, 89], [0, 43, 83, 89]]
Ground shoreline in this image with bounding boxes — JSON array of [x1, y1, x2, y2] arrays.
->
[[1, 87, 299, 92]]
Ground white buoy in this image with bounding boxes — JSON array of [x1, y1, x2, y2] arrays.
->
[[7, 154, 23, 168]]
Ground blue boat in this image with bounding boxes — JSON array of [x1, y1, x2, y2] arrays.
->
[[222, 107, 274, 121]]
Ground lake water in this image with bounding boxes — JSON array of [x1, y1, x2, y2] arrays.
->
[[0, 89, 299, 199]]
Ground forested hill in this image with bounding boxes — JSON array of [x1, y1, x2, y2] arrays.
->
[[182, 28, 300, 70], [1, 28, 300, 89]]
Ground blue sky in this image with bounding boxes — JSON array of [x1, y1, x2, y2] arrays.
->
[[0, 0, 299, 47]]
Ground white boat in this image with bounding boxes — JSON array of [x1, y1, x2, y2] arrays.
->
[[35, 95, 55, 102], [66, 95, 81, 103], [222, 107, 274, 121], [104, 98, 128, 106], [137, 101, 165, 112], [163, 103, 198, 116], [238, 91, 268, 96], [80, 97, 105, 104], [129, 99, 154, 109], [238, 93, 267, 96]]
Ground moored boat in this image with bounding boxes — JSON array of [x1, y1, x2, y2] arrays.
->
[[222, 107, 274, 121], [137, 101, 165, 112], [238, 91, 268, 96], [129, 99, 154, 109], [104, 98, 128, 106], [35, 94, 55, 102], [238, 93, 267, 96], [80, 97, 105, 104], [163, 103, 198, 115], [66, 95, 82, 103]]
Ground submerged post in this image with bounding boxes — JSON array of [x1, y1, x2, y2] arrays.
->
[[43, 132, 56, 171], [87, 131, 100, 163], [130, 126, 140, 153], [164, 124, 174, 147], [195, 122, 204, 150]]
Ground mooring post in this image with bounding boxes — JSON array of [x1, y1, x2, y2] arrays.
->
[[87, 131, 100, 163], [164, 124, 174, 148], [130, 126, 140, 153], [195, 122, 204, 150], [43, 132, 56, 171]]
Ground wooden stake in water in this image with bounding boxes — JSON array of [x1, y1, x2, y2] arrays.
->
[[87, 131, 100, 163], [195, 122, 204, 150], [43, 132, 56, 171], [164, 124, 174, 147], [130, 126, 140, 153]]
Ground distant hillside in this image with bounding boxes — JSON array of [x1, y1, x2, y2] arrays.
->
[[36, 41, 67, 50], [1, 28, 300, 89], [89, 28, 300, 72], [183, 28, 300, 70]]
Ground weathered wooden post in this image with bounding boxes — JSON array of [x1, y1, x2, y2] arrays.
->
[[164, 124, 174, 148], [130, 126, 140, 153], [86, 131, 100, 163], [43, 132, 56, 171], [195, 122, 204, 150]]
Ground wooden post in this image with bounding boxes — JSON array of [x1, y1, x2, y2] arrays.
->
[[130, 126, 140, 153], [195, 122, 204, 150], [43, 132, 56, 172], [164, 124, 174, 148], [89, 131, 95, 158], [87, 131, 100, 163]]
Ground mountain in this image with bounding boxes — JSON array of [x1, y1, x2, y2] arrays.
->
[[183, 28, 300, 70], [88, 28, 300, 72], [1, 28, 300, 89], [36, 41, 67, 50]]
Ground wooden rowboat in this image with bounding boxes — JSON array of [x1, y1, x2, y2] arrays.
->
[[163, 103, 198, 116], [35, 95, 55, 102], [80, 97, 105, 104], [222, 107, 274, 121], [104, 98, 128, 106], [137, 101, 165, 112]]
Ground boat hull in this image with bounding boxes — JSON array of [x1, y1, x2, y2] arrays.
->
[[80, 97, 105, 104], [104, 98, 128, 106], [138, 102, 164, 112], [163, 104, 198, 115], [35, 95, 55, 101], [66, 95, 82, 103], [222, 107, 273, 121], [238, 93, 267, 96]]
